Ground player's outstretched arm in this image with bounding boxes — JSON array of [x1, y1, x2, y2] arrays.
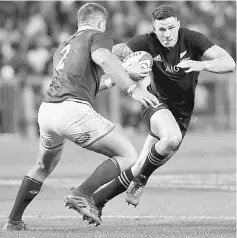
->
[[201, 45, 235, 73], [92, 48, 159, 107], [177, 45, 236, 74]]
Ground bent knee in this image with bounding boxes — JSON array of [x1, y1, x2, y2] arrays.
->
[[35, 162, 51, 176], [127, 148, 138, 166], [122, 146, 138, 166], [162, 134, 182, 151]]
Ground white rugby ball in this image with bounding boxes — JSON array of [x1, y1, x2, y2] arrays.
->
[[123, 51, 153, 69]]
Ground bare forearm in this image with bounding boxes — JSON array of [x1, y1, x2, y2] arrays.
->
[[202, 57, 236, 74], [92, 48, 135, 91], [100, 54, 135, 90]]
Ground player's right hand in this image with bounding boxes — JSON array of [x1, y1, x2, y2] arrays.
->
[[127, 66, 151, 82], [131, 88, 159, 107]]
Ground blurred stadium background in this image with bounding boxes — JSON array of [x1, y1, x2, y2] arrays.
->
[[0, 1, 236, 237], [0, 0, 236, 136]]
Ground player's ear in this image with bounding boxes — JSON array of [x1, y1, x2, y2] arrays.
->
[[97, 21, 101, 30], [177, 20, 180, 29], [98, 19, 105, 32]]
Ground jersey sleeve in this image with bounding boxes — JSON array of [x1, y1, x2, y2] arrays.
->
[[53, 42, 64, 69], [126, 34, 148, 52], [187, 30, 214, 56], [90, 32, 113, 53]]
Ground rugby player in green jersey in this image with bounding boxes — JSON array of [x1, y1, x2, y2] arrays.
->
[[3, 3, 159, 231]]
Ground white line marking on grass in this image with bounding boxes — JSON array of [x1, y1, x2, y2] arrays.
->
[[0, 215, 235, 220], [0, 178, 236, 191]]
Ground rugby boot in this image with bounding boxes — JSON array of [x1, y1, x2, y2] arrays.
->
[[97, 205, 103, 221], [2, 219, 27, 231], [125, 179, 144, 207], [64, 189, 100, 225], [82, 204, 103, 227]]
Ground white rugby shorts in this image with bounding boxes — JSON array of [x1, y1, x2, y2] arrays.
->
[[38, 100, 115, 149]]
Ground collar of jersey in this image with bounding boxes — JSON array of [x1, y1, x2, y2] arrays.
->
[[77, 25, 98, 32]]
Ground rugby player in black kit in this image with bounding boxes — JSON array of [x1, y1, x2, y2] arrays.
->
[[90, 5, 235, 216], [3, 3, 160, 231]]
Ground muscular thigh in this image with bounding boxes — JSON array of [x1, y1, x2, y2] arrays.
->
[[37, 102, 65, 169], [141, 103, 190, 139], [37, 141, 63, 169], [38, 102, 65, 150], [87, 127, 137, 159], [141, 103, 181, 139], [150, 109, 181, 139]]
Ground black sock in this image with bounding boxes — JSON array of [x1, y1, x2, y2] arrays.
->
[[92, 168, 134, 208], [78, 158, 121, 197], [135, 144, 168, 185], [8, 176, 42, 222]]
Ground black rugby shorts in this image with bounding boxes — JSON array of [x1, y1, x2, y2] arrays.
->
[[141, 98, 191, 139]]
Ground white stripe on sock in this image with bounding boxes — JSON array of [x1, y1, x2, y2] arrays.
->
[[148, 152, 163, 166], [120, 172, 130, 187], [118, 176, 128, 188]]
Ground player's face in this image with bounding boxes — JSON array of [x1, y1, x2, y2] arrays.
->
[[153, 17, 180, 48]]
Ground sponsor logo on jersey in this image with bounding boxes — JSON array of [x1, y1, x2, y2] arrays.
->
[[165, 51, 190, 73], [74, 133, 91, 145], [153, 54, 162, 62], [165, 65, 180, 73]]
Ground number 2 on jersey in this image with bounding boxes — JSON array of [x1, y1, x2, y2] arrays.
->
[[56, 44, 70, 74]]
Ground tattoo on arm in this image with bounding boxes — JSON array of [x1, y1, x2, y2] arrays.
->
[[112, 43, 133, 61]]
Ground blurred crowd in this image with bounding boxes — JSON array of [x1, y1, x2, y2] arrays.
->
[[0, 1, 235, 79], [0, 1, 236, 135]]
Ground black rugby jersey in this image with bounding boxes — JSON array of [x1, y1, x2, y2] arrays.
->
[[44, 29, 113, 106], [126, 28, 214, 115]]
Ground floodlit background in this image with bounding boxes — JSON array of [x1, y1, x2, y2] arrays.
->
[[0, 1, 236, 237]]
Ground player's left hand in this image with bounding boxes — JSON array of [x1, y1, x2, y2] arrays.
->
[[177, 60, 205, 73]]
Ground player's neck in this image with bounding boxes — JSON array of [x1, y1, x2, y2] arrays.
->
[[77, 23, 97, 32]]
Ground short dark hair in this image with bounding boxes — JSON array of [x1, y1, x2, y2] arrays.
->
[[152, 5, 177, 21], [78, 3, 107, 24]]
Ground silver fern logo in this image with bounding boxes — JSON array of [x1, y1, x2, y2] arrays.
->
[[180, 50, 187, 59]]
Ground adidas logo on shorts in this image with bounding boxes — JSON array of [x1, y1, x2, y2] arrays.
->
[[29, 190, 39, 195]]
